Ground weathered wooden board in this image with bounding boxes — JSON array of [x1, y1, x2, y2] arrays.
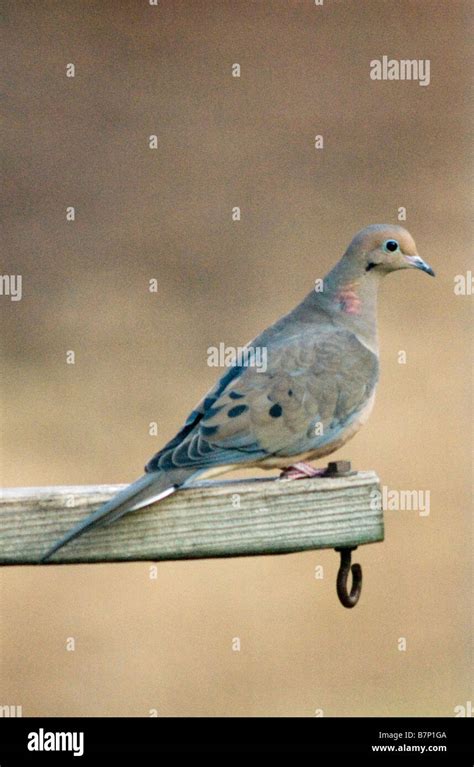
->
[[0, 472, 383, 565]]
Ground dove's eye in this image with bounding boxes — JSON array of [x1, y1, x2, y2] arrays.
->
[[383, 239, 399, 253]]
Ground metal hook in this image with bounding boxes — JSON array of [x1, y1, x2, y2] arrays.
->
[[335, 547, 362, 608]]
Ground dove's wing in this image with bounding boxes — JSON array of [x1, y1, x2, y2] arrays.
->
[[146, 327, 378, 473]]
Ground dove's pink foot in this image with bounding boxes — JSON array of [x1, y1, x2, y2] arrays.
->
[[279, 462, 325, 480]]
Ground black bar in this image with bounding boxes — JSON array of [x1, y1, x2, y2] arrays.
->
[[0, 717, 472, 762]]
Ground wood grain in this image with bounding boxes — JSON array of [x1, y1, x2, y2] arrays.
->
[[0, 472, 383, 565]]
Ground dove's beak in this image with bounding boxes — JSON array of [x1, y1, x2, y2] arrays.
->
[[405, 254, 435, 277]]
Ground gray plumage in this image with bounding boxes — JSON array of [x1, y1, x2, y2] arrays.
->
[[42, 224, 434, 561]]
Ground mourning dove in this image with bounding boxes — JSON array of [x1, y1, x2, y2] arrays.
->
[[43, 224, 434, 560]]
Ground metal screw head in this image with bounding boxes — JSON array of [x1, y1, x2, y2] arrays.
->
[[324, 460, 352, 476]]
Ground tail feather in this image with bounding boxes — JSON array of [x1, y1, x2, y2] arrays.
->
[[42, 470, 187, 562]]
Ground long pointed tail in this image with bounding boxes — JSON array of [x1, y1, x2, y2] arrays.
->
[[42, 469, 190, 562]]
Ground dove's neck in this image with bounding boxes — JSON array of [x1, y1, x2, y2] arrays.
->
[[322, 259, 381, 354], [310, 259, 382, 355]]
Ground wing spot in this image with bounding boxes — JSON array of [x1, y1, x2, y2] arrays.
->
[[269, 403, 283, 418], [228, 405, 248, 418], [201, 425, 219, 436], [229, 391, 245, 400]]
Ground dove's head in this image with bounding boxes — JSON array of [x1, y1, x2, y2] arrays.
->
[[320, 224, 435, 321], [345, 224, 434, 277], [344, 224, 435, 278]]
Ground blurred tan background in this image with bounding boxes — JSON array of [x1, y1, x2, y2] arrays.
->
[[1, 0, 472, 716]]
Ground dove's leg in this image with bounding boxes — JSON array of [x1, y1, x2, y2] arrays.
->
[[279, 462, 325, 480]]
